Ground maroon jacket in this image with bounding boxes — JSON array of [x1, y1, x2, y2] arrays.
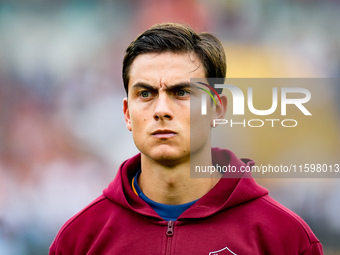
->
[[50, 148, 323, 254]]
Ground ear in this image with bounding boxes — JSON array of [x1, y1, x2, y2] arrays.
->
[[211, 94, 227, 127], [123, 98, 132, 131]]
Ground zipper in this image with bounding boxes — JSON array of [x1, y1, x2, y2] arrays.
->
[[165, 220, 174, 255], [166, 220, 174, 236]]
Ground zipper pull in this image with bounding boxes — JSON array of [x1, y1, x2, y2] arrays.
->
[[166, 220, 174, 236]]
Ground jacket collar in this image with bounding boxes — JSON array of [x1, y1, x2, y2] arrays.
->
[[103, 148, 268, 221]]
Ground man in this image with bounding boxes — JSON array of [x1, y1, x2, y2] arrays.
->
[[50, 23, 323, 254]]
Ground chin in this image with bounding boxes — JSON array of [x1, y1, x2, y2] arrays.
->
[[144, 147, 190, 166]]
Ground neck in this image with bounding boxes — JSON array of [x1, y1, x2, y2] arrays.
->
[[138, 148, 222, 205]]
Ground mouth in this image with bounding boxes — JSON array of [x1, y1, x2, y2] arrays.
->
[[151, 129, 177, 139]]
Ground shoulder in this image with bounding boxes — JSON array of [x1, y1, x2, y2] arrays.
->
[[49, 195, 118, 254], [255, 195, 323, 254], [261, 195, 317, 238]]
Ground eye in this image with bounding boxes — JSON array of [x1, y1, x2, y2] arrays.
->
[[176, 89, 190, 97], [139, 91, 151, 98]]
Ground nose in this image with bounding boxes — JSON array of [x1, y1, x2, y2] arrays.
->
[[153, 93, 173, 121]]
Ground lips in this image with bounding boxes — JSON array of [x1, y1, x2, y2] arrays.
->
[[151, 129, 177, 139]]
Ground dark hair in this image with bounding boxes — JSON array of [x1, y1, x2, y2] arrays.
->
[[122, 23, 226, 94]]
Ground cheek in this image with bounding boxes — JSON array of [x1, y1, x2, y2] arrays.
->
[[190, 102, 213, 127], [189, 102, 213, 145], [130, 112, 151, 133], [190, 113, 211, 136], [129, 106, 144, 123]]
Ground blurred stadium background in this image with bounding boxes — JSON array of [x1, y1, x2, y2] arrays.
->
[[0, 0, 339, 254]]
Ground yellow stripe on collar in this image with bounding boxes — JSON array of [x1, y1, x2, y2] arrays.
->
[[131, 176, 138, 196]]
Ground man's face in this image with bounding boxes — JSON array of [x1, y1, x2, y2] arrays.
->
[[123, 52, 214, 166]]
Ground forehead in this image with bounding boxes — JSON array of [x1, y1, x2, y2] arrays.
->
[[128, 52, 205, 89]]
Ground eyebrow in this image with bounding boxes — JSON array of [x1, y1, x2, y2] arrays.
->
[[131, 82, 192, 92]]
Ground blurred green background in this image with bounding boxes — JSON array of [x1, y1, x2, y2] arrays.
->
[[0, 0, 339, 254]]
